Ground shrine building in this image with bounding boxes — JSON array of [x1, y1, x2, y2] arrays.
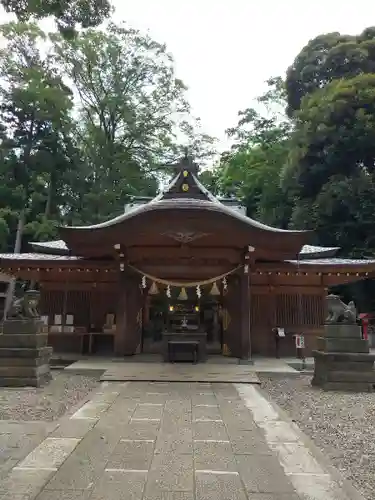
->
[[1, 153, 375, 360]]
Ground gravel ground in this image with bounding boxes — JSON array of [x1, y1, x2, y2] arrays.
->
[[260, 374, 375, 500], [0, 371, 99, 421]]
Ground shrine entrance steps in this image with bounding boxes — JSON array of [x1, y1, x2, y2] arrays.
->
[[61, 355, 298, 381], [99, 362, 260, 384]]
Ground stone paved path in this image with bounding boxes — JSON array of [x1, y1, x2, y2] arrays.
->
[[0, 381, 363, 500]]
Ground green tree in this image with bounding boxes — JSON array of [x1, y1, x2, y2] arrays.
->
[[286, 28, 375, 116], [52, 23, 191, 223], [1, 0, 112, 37], [283, 73, 375, 199], [216, 78, 292, 227], [283, 71, 375, 255], [0, 22, 75, 249]]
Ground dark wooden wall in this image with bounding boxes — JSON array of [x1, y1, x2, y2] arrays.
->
[[39, 280, 326, 357], [251, 287, 325, 356]]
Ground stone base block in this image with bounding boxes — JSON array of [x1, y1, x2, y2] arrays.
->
[[0, 354, 51, 367], [312, 350, 375, 392], [0, 363, 51, 378], [323, 324, 362, 339], [0, 319, 43, 334], [0, 346, 52, 359], [0, 334, 48, 348], [0, 371, 52, 388], [0, 320, 52, 387], [316, 337, 369, 353], [311, 379, 375, 392]]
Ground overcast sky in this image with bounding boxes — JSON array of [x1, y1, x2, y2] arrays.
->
[[1, 0, 374, 148], [114, 0, 375, 147]]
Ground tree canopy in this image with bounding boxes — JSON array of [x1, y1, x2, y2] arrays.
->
[[1, 0, 112, 36], [0, 20, 216, 251], [285, 27, 375, 116]]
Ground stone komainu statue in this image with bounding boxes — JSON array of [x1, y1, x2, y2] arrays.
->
[[7, 289, 40, 320], [325, 294, 357, 324]]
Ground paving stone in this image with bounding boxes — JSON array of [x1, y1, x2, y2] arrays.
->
[[269, 442, 325, 475], [194, 440, 237, 472], [191, 395, 217, 406], [90, 470, 147, 500], [89, 391, 120, 405], [147, 453, 194, 491], [35, 490, 93, 500], [192, 405, 222, 422], [193, 421, 228, 441], [195, 471, 247, 500], [289, 472, 352, 500], [228, 430, 272, 455], [70, 401, 110, 420], [114, 420, 160, 441], [164, 400, 192, 413], [0, 468, 54, 496], [0, 433, 45, 461], [143, 489, 194, 500], [0, 458, 18, 479], [132, 404, 163, 420], [236, 454, 296, 494], [155, 428, 193, 455], [17, 437, 80, 470], [221, 409, 257, 431], [44, 428, 119, 490], [51, 419, 95, 439], [97, 401, 136, 427], [107, 440, 154, 470], [0, 421, 57, 435], [244, 494, 300, 500], [260, 421, 299, 443]]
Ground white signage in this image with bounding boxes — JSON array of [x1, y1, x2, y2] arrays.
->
[[277, 327, 285, 338], [295, 334, 305, 349]]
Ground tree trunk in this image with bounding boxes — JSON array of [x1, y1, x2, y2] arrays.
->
[[3, 209, 25, 320]]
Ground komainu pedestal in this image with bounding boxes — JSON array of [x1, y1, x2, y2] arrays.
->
[[0, 319, 52, 387], [312, 323, 375, 392]]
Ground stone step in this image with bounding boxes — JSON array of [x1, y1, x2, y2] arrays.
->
[[0, 363, 50, 378], [316, 337, 369, 353], [0, 334, 48, 349], [0, 346, 52, 358], [0, 354, 51, 367], [0, 372, 52, 387], [0, 319, 43, 335]]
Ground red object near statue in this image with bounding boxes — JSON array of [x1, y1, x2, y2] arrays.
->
[[359, 313, 374, 340]]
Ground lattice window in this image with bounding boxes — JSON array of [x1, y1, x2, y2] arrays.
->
[[276, 294, 324, 327], [251, 294, 271, 327]]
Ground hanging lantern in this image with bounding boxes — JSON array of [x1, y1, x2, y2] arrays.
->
[[210, 281, 220, 296], [141, 275, 147, 288], [178, 287, 188, 301], [166, 285, 171, 298], [222, 277, 228, 291], [148, 281, 159, 295], [196, 285, 201, 298]]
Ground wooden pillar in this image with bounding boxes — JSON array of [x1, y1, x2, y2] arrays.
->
[[240, 265, 251, 359], [114, 273, 127, 356], [114, 265, 144, 356]]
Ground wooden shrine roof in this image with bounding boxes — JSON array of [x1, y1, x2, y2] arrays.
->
[[28, 240, 341, 260], [55, 153, 313, 257]]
